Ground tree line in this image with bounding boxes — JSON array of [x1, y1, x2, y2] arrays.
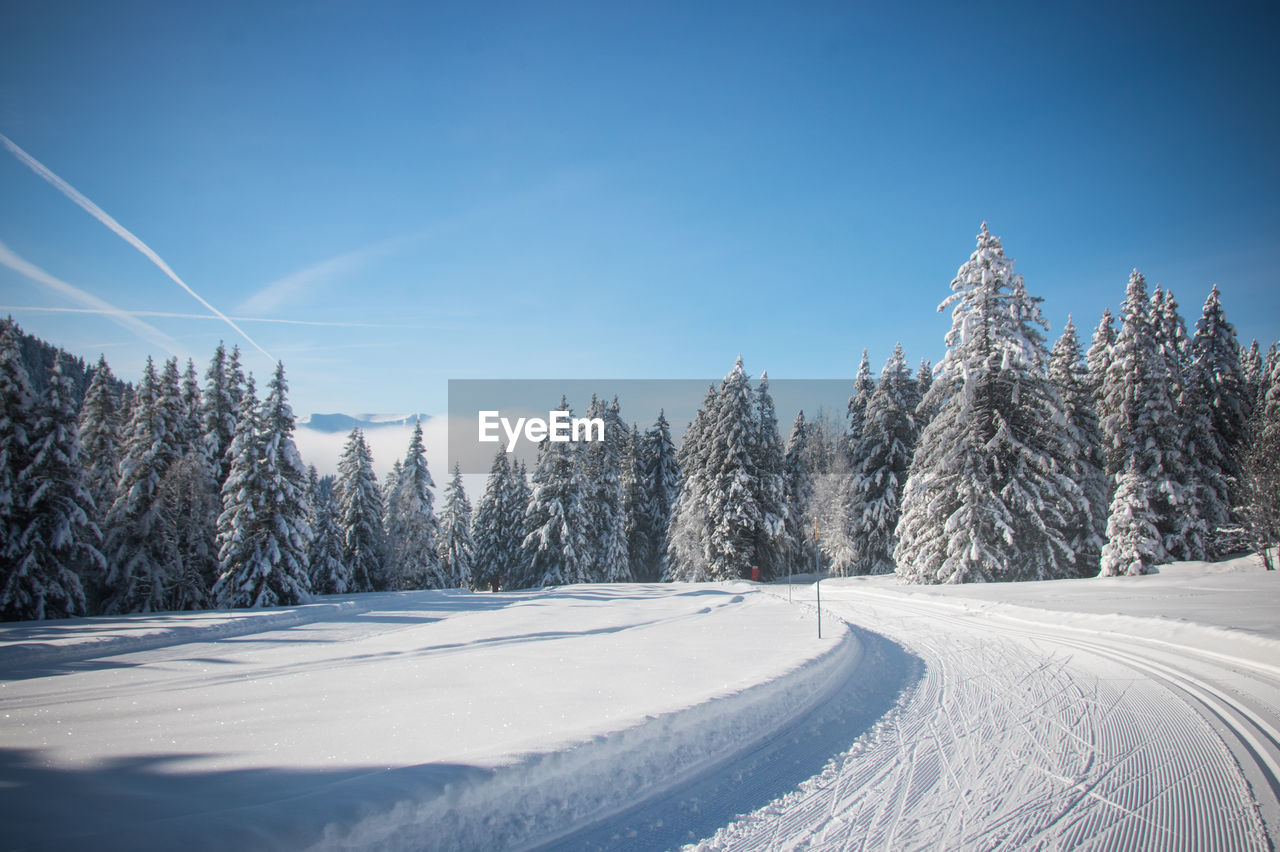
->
[[2, 222, 1278, 619]]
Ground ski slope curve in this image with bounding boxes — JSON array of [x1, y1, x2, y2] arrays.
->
[[697, 581, 1279, 851]]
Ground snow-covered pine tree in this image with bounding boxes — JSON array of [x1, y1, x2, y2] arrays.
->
[[847, 344, 918, 575], [508, 460, 533, 583], [894, 224, 1083, 584], [847, 349, 875, 450], [783, 410, 815, 575], [913, 360, 937, 431], [638, 410, 679, 582], [6, 358, 101, 619], [0, 322, 36, 618], [385, 421, 444, 589], [212, 365, 313, 608], [623, 424, 648, 581], [1151, 286, 1204, 561], [1238, 356, 1280, 568], [1099, 461, 1166, 576], [472, 449, 515, 590], [522, 398, 591, 587], [177, 359, 203, 457], [438, 464, 475, 589], [1048, 317, 1108, 575], [77, 355, 122, 528], [1098, 271, 1192, 573], [1264, 345, 1280, 410], [247, 362, 314, 603], [752, 372, 788, 581], [382, 459, 403, 527], [306, 468, 349, 595], [102, 357, 183, 613], [702, 358, 763, 581], [158, 358, 187, 458], [333, 427, 386, 593], [1086, 309, 1116, 412], [154, 453, 218, 610], [582, 396, 629, 582], [1191, 286, 1248, 487], [1240, 340, 1264, 419], [202, 342, 240, 489], [665, 386, 716, 581], [212, 376, 262, 607]]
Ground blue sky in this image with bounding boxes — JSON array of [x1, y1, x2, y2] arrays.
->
[[1, 0, 1277, 419]]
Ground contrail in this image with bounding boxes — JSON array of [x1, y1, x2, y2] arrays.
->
[[0, 305, 435, 329], [0, 242, 185, 357], [0, 133, 273, 361]]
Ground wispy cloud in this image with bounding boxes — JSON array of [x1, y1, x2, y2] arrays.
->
[[0, 242, 185, 357], [0, 305, 438, 329], [240, 234, 417, 316], [0, 133, 273, 361]]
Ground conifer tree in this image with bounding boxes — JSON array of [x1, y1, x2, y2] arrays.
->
[[202, 342, 240, 488], [385, 421, 443, 589], [333, 427, 385, 592], [102, 358, 183, 613], [1190, 286, 1248, 495], [307, 468, 349, 595], [783, 410, 817, 574], [212, 365, 313, 608], [894, 224, 1083, 584], [382, 459, 403, 526], [1241, 340, 1264, 419], [78, 355, 122, 526], [847, 345, 917, 575], [509, 460, 532, 581], [913, 360, 937, 431], [5, 359, 100, 619], [473, 449, 516, 590], [638, 410, 679, 582], [1239, 357, 1280, 569], [847, 349, 875, 449], [1048, 318, 1107, 575], [1098, 271, 1193, 573], [665, 387, 717, 581], [623, 425, 648, 581], [704, 358, 763, 581], [752, 372, 788, 580], [0, 322, 35, 614], [521, 399, 591, 587], [1087, 309, 1117, 412], [178, 359, 203, 457], [438, 464, 475, 589], [582, 396, 630, 582]]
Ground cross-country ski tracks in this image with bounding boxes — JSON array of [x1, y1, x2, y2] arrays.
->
[[693, 587, 1273, 851]]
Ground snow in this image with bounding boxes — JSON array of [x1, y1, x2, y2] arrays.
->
[[0, 583, 851, 850], [3, 560, 1278, 849]]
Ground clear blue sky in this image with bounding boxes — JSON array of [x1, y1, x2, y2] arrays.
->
[[2, 0, 1277, 418]]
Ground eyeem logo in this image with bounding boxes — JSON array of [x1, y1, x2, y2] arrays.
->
[[478, 410, 605, 452]]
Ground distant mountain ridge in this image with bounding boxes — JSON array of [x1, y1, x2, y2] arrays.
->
[[298, 413, 432, 434]]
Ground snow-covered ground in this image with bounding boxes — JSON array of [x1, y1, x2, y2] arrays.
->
[[2, 559, 1278, 850], [0, 584, 853, 850]]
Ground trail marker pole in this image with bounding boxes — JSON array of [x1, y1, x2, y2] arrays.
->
[[814, 517, 822, 639]]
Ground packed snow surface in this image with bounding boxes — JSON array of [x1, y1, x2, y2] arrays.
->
[[2, 558, 1278, 850], [0, 583, 851, 850]]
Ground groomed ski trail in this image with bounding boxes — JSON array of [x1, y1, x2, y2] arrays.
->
[[689, 584, 1277, 851]]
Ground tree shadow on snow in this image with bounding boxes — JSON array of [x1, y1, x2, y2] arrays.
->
[[0, 746, 494, 852]]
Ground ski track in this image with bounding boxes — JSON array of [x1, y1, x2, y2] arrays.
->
[[682, 587, 1277, 852]]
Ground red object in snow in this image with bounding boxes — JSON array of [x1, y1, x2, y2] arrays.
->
[[751, 566, 760, 582], [491, 578, 500, 593]]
